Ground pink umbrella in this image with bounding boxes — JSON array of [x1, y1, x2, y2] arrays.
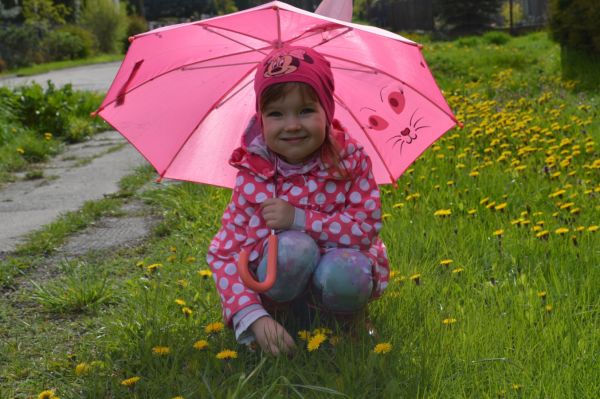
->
[[96, 0, 458, 189], [95, 1, 458, 291]]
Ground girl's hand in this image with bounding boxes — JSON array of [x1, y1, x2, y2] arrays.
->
[[250, 316, 296, 356], [260, 198, 295, 229]]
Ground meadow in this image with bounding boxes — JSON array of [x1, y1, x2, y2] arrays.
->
[[0, 31, 598, 398]]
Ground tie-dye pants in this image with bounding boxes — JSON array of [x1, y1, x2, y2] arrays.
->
[[256, 230, 373, 313]]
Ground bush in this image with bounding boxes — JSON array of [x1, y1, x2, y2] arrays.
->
[[80, 0, 128, 54], [483, 31, 511, 45], [434, 0, 504, 35], [40, 31, 86, 62], [64, 116, 95, 143], [0, 24, 44, 69], [58, 25, 99, 57], [123, 15, 149, 52]]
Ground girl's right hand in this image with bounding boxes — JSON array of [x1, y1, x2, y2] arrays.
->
[[250, 316, 296, 356]]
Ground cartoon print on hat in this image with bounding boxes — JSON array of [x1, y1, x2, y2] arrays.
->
[[263, 48, 314, 78]]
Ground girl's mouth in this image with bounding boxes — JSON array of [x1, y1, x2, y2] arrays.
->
[[281, 136, 307, 143]]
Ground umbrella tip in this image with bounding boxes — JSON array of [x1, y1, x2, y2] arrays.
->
[[128, 36, 135, 43], [90, 111, 98, 117]]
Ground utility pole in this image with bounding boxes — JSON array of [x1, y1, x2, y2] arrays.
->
[[509, 0, 514, 35]]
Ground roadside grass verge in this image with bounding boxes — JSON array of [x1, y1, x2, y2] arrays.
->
[[0, 54, 124, 78], [1, 31, 599, 398]]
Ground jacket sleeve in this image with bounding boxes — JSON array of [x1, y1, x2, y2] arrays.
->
[[206, 176, 263, 327], [303, 151, 383, 250]]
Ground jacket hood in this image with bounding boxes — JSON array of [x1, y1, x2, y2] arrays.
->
[[229, 114, 354, 181]]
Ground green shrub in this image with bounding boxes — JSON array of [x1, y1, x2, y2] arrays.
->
[[64, 116, 95, 143], [434, 0, 504, 35], [483, 31, 511, 45], [549, 0, 600, 54], [455, 36, 481, 48], [18, 133, 55, 162], [40, 31, 87, 62], [80, 0, 128, 54], [123, 14, 149, 51], [58, 25, 99, 57], [0, 24, 43, 68]]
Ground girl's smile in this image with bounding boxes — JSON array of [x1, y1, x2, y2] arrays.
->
[[261, 84, 327, 164]]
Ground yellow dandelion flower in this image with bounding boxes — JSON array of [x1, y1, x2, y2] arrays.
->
[[409, 273, 421, 284], [186, 256, 196, 263], [433, 208, 452, 217], [469, 170, 480, 177], [135, 260, 145, 268], [549, 189, 566, 198], [193, 340, 209, 350], [536, 230, 550, 239], [177, 279, 189, 287], [439, 259, 453, 266], [479, 197, 490, 205], [175, 299, 186, 306], [373, 342, 392, 354], [555, 227, 570, 235], [167, 255, 177, 262], [298, 330, 311, 341], [588, 225, 599, 232], [44, 132, 53, 141], [171, 396, 185, 399], [121, 376, 141, 387], [313, 327, 332, 336], [452, 267, 464, 274], [38, 390, 55, 399], [494, 202, 507, 211], [467, 208, 477, 216], [442, 318, 457, 325], [169, 246, 177, 252], [182, 307, 193, 317], [307, 333, 327, 352], [152, 346, 170, 355], [205, 322, 224, 334], [146, 263, 162, 273], [198, 269, 212, 279], [16, 147, 25, 154], [75, 362, 90, 376], [559, 202, 574, 210], [545, 304, 553, 313], [493, 229, 504, 237], [537, 291, 547, 298], [216, 349, 238, 360], [512, 384, 523, 391], [392, 202, 405, 209]]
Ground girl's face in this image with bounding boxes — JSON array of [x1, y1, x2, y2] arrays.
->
[[261, 84, 327, 165]]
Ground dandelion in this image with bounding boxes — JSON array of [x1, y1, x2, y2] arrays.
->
[[172, 397, 185, 399], [216, 349, 238, 360], [512, 384, 523, 392], [75, 362, 90, 376], [175, 299, 186, 306], [469, 170, 480, 177], [493, 229, 504, 237], [373, 342, 392, 354], [536, 230, 550, 239], [182, 307, 193, 317], [409, 273, 421, 285], [167, 255, 177, 262], [439, 259, 453, 267], [298, 330, 311, 341], [382, 213, 392, 221], [198, 269, 212, 279], [479, 197, 490, 205], [588, 225, 599, 233], [152, 346, 170, 355], [135, 260, 145, 268], [555, 227, 570, 235], [170, 246, 177, 253], [193, 340, 209, 350], [392, 202, 405, 209], [44, 132, 53, 141], [495, 203, 507, 212], [146, 263, 162, 273], [313, 327, 332, 336], [38, 390, 56, 399], [467, 208, 477, 216], [186, 256, 196, 263], [537, 291, 547, 299], [452, 267, 464, 274], [545, 304, 553, 313], [121, 376, 141, 387], [307, 333, 327, 352], [442, 318, 457, 325], [16, 147, 25, 155], [177, 279, 189, 287], [433, 208, 452, 217], [205, 322, 224, 334]]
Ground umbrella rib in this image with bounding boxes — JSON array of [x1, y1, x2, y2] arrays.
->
[[160, 65, 259, 180], [285, 26, 353, 49], [333, 92, 396, 185], [182, 61, 260, 71], [201, 25, 271, 53], [321, 53, 459, 125]]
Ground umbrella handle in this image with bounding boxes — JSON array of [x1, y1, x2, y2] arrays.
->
[[238, 233, 278, 293]]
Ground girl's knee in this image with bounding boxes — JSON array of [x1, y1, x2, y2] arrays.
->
[[311, 249, 373, 313], [257, 231, 320, 302]]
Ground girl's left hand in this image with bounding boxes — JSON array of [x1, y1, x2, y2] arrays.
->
[[261, 198, 295, 229]]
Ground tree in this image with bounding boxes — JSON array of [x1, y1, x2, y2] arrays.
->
[[80, 0, 128, 53], [433, 0, 503, 35]]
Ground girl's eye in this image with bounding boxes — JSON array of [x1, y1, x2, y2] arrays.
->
[[266, 111, 282, 117], [300, 108, 315, 114]]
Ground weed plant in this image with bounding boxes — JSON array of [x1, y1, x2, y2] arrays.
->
[[1, 32, 599, 398]]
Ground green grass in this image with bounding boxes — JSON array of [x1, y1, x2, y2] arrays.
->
[[0, 54, 124, 78], [1, 31, 599, 398]]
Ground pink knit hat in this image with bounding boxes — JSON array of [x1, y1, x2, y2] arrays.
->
[[254, 46, 335, 123]]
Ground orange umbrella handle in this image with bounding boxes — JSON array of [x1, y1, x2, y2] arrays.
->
[[238, 233, 278, 292]]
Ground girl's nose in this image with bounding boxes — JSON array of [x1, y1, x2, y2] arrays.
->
[[284, 116, 301, 131]]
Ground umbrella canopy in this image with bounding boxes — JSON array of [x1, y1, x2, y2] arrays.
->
[[96, 1, 458, 188]]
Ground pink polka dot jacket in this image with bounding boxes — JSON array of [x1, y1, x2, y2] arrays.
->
[[206, 119, 390, 326]]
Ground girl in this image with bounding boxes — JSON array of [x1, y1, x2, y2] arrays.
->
[[206, 46, 389, 356]]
